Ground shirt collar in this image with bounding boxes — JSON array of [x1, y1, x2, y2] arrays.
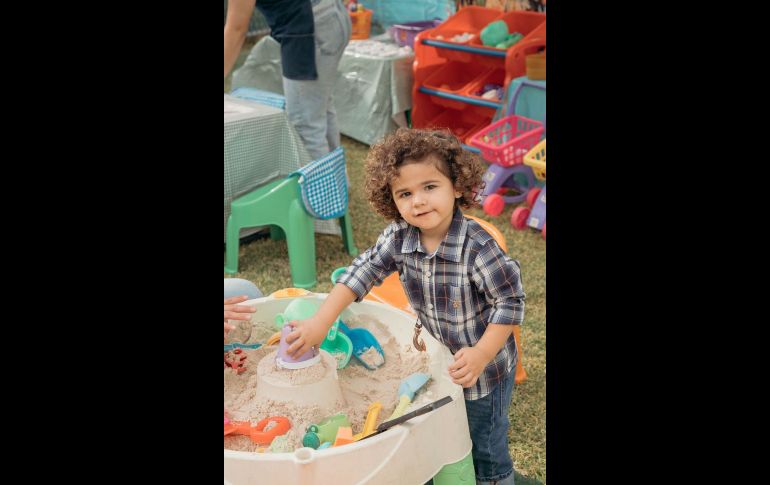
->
[[401, 208, 466, 262]]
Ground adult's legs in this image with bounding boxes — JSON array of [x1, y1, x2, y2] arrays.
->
[[283, 0, 351, 160]]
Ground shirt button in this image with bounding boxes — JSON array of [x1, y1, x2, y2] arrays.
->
[[426, 271, 432, 278], [428, 303, 434, 310]]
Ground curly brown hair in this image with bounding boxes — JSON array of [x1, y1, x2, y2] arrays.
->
[[364, 128, 486, 221]]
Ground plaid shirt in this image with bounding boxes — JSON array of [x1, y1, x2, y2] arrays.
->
[[337, 209, 525, 400]]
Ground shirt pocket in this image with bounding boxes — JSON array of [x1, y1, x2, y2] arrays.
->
[[436, 283, 464, 325]]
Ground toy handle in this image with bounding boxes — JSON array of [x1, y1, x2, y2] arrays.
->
[[388, 395, 412, 420], [327, 319, 340, 341], [363, 402, 382, 434], [329, 267, 348, 338]]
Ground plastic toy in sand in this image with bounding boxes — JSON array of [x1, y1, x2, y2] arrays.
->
[[331, 267, 385, 370], [224, 416, 291, 445], [303, 413, 351, 449], [224, 348, 248, 374], [337, 321, 385, 370], [223, 342, 262, 352], [389, 372, 431, 419], [318, 268, 354, 369], [274, 299, 322, 369], [353, 401, 382, 441]]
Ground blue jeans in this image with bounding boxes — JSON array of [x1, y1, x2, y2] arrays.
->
[[223, 278, 263, 300], [465, 371, 516, 484], [283, 0, 351, 160]]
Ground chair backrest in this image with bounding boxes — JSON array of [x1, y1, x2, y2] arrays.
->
[[290, 146, 348, 220]]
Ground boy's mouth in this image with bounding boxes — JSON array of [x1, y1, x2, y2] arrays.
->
[[414, 210, 432, 217]]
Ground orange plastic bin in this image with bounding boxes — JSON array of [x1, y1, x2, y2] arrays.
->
[[349, 8, 372, 40]]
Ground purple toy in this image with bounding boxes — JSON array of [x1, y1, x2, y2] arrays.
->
[[389, 19, 443, 49], [276, 324, 321, 369], [511, 186, 545, 239]]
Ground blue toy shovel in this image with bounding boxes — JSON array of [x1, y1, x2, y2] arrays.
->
[[328, 266, 384, 370], [337, 321, 385, 370], [388, 372, 431, 419]]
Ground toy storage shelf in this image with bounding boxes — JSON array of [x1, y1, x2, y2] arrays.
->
[[421, 39, 508, 57], [418, 86, 502, 110], [411, 6, 545, 152]]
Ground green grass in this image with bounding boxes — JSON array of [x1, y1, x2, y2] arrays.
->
[[224, 44, 546, 484]]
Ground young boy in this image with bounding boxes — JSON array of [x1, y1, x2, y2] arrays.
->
[[286, 128, 525, 485]]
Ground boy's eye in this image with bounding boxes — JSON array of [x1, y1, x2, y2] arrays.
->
[[399, 192, 411, 198], [425, 185, 436, 191]]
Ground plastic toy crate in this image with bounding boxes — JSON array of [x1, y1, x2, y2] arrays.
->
[[427, 109, 490, 142], [422, 61, 490, 110], [468, 10, 546, 50], [463, 120, 491, 146], [463, 67, 505, 103], [426, 6, 500, 62], [469, 114, 544, 167], [423, 61, 489, 93], [523, 139, 546, 180]]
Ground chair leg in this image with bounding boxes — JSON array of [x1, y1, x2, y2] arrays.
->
[[285, 200, 317, 288], [271, 226, 286, 241], [224, 215, 241, 274], [339, 210, 358, 257]]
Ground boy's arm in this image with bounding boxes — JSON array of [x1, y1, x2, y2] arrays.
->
[[286, 223, 402, 358], [336, 224, 400, 303], [449, 241, 526, 388], [285, 283, 358, 358], [448, 323, 513, 388], [471, 241, 526, 328]]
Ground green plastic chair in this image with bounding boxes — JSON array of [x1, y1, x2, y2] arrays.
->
[[224, 175, 358, 289]]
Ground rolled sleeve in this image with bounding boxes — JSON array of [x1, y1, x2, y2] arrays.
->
[[472, 244, 526, 326], [336, 224, 399, 302]]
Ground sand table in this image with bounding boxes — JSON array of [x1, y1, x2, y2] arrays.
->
[[225, 313, 432, 452]]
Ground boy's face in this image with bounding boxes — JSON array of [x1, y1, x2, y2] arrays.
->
[[391, 156, 461, 239]]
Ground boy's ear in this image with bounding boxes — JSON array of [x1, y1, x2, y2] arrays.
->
[[455, 190, 462, 198]]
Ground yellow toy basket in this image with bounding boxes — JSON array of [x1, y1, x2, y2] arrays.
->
[[523, 139, 546, 181]]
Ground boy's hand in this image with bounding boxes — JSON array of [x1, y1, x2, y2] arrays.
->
[[448, 346, 494, 388], [285, 318, 328, 358], [224, 295, 256, 340]]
